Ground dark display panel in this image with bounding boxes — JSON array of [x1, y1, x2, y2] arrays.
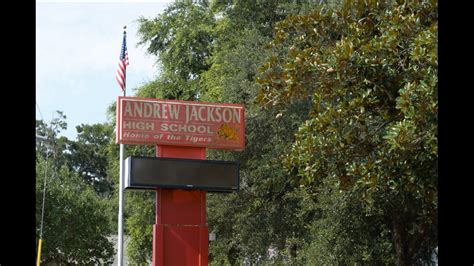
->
[[125, 156, 239, 192]]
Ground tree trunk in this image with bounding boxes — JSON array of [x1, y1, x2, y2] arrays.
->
[[392, 216, 412, 266], [289, 242, 297, 259]]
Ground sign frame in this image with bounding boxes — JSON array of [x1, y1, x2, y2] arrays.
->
[[116, 96, 245, 150]]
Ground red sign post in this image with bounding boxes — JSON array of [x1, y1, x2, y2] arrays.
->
[[153, 145, 208, 266], [117, 97, 245, 266]]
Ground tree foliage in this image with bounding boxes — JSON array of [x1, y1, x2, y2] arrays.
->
[[125, 191, 155, 264], [36, 111, 70, 169], [257, 0, 438, 264], [36, 114, 118, 264], [137, 1, 215, 100], [36, 152, 114, 264], [66, 123, 115, 197]]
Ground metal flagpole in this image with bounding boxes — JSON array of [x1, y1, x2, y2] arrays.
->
[[118, 25, 127, 266]]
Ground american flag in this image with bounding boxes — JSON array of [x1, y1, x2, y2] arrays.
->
[[116, 29, 129, 93]]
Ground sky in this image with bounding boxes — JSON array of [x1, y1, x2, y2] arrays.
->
[[36, 0, 174, 140]]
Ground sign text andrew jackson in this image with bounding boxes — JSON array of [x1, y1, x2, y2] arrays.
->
[[116, 97, 245, 150]]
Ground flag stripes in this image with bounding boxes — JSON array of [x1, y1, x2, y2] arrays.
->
[[116, 29, 129, 92]]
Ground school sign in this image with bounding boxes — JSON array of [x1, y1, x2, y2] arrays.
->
[[116, 96, 245, 150]]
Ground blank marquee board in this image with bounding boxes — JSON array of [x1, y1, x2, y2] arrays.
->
[[124, 156, 240, 192]]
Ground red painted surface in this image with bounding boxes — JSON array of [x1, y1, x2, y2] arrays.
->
[[116, 96, 245, 150], [152, 145, 208, 266]]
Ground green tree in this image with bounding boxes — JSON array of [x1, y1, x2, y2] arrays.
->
[[208, 0, 317, 38], [36, 111, 70, 169], [125, 191, 155, 264], [36, 154, 115, 264], [137, 1, 215, 100], [121, 146, 156, 264], [199, 2, 331, 263], [297, 176, 396, 265], [199, 8, 314, 265], [257, 0, 438, 264], [66, 123, 115, 197], [36, 113, 119, 264]]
